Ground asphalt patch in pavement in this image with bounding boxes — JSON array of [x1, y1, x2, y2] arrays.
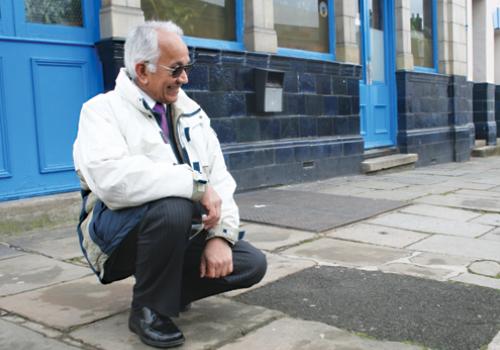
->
[[236, 266, 500, 350], [236, 189, 405, 232]]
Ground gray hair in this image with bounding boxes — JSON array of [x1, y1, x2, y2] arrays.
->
[[124, 21, 184, 80]]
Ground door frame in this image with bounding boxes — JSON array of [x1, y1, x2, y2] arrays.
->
[[359, 0, 398, 149]]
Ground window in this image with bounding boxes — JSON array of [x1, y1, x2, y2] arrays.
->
[[494, 7, 500, 30], [410, 0, 437, 71], [24, 0, 83, 27], [141, 0, 243, 50], [273, 0, 335, 61]]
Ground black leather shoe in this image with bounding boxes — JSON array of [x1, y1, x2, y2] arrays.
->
[[129, 307, 185, 348]]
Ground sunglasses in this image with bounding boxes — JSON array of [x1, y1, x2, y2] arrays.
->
[[156, 63, 194, 78]]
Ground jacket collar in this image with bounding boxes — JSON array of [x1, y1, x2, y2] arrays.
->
[[114, 68, 201, 120]]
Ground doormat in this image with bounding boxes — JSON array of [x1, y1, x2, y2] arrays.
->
[[236, 266, 500, 350], [236, 189, 405, 232]]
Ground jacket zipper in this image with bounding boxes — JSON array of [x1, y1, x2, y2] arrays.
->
[[173, 112, 188, 164]]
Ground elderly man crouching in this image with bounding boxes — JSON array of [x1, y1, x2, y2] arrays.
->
[[73, 21, 266, 348]]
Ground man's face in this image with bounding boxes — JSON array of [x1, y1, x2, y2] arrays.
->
[[136, 31, 190, 104]]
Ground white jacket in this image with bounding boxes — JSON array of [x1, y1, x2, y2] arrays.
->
[[73, 68, 240, 243]]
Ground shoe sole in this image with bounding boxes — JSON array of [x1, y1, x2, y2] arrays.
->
[[129, 322, 185, 348]]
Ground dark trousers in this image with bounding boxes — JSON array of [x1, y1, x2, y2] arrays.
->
[[103, 197, 267, 317]]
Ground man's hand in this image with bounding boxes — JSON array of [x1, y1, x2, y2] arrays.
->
[[200, 185, 221, 230], [200, 238, 233, 278]]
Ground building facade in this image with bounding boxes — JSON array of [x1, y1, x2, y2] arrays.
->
[[0, 0, 499, 200]]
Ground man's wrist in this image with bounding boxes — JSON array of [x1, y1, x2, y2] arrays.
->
[[206, 227, 238, 246]]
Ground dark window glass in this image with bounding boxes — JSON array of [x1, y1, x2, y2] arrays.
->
[[273, 0, 330, 53], [142, 0, 236, 41], [370, 0, 383, 30], [410, 0, 434, 68], [24, 0, 83, 27]]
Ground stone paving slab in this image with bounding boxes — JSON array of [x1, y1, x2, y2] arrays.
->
[[225, 252, 316, 297], [348, 188, 426, 201], [6, 226, 82, 260], [242, 223, 316, 251], [489, 331, 500, 350], [412, 167, 474, 177], [0, 244, 24, 260], [408, 252, 473, 269], [481, 227, 500, 242], [369, 212, 492, 238], [471, 213, 500, 226], [0, 275, 133, 330], [347, 180, 409, 190], [282, 238, 410, 268], [311, 185, 372, 196], [217, 317, 422, 350], [70, 297, 282, 350], [236, 189, 405, 232], [326, 223, 428, 248], [377, 252, 471, 282], [236, 265, 500, 350], [280, 180, 371, 196], [376, 173, 449, 185], [0, 319, 80, 350], [451, 273, 500, 290], [469, 261, 500, 277], [409, 183, 465, 195], [455, 189, 500, 199], [380, 263, 456, 281], [408, 235, 500, 261], [0, 254, 90, 296], [461, 176, 500, 186], [416, 194, 500, 212], [16, 318, 63, 338], [400, 204, 481, 222], [440, 180, 498, 190]]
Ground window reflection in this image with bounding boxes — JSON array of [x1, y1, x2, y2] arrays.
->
[[24, 0, 83, 27], [410, 0, 434, 68], [142, 0, 236, 41], [273, 0, 330, 53]]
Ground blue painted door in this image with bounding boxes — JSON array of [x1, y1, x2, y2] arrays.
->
[[359, 0, 396, 149], [0, 0, 103, 201]]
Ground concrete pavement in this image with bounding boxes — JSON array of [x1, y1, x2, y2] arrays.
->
[[1, 156, 500, 349]]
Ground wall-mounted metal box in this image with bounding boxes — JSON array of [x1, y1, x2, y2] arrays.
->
[[254, 68, 285, 113]]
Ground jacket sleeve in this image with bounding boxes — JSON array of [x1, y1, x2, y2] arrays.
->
[[203, 118, 241, 244], [73, 98, 199, 210]]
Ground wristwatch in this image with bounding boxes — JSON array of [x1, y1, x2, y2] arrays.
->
[[192, 171, 208, 201]]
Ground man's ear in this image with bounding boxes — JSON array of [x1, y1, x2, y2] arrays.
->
[[135, 62, 149, 86]]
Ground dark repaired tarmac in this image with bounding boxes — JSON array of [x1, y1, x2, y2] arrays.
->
[[236, 266, 500, 350]]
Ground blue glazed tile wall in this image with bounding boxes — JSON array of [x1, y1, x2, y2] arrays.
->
[[396, 72, 474, 165], [472, 83, 496, 145], [496, 86, 500, 133], [182, 47, 364, 190]]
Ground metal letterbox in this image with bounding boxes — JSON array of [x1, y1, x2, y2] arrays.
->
[[255, 68, 284, 113]]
